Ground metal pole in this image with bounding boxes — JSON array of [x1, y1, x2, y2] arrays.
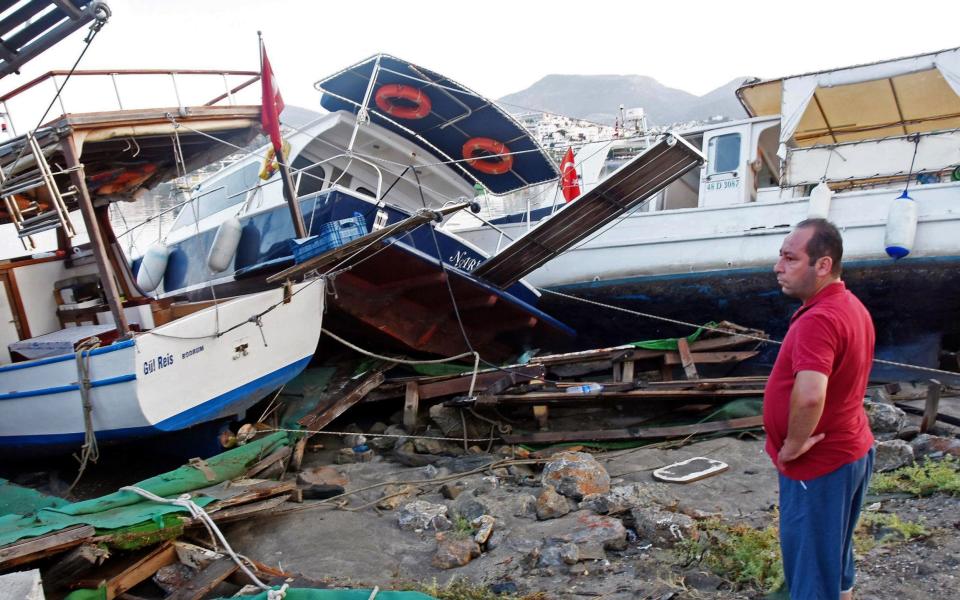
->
[[277, 149, 306, 238], [61, 134, 130, 335]]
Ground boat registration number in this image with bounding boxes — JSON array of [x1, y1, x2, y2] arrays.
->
[[705, 178, 740, 191]]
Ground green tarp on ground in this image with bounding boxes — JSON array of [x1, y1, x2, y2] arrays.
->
[[0, 477, 68, 516], [0, 432, 289, 548]]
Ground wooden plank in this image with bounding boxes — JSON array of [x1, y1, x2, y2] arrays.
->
[[418, 366, 544, 400], [487, 388, 764, 406], [205, 480, 297, 511], [502, 416, 764, 444], [403, 382, 420, 429], [922, 379, 942, 433], [244, 446, 292, 479], [0, 525, 95, 569], [166, 556, 239, 600], [677, 338, 699, 380], [662, 350, 759, 366], [299, 370, 387, 434]]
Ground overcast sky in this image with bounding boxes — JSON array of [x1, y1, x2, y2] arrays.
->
[[4, 0, 959, 117]]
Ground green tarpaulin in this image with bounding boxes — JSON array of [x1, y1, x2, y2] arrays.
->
[[628, 322, 719, 351], [0, 477, 68, 516], [0, 432, 289, 548]]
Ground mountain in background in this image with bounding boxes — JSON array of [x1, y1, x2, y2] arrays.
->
[[498, 74, 752, 126]]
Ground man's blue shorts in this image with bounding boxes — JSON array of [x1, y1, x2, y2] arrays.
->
[[778, 447, 875, 599]]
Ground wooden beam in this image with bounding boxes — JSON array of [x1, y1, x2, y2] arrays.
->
[[922, 379, 942, 433], [485, 387, 764, 406], [61, 134, 129, 334], [403, 382, 420, 429], [502, 416, 764, 444], [621, 360, 635, 383]]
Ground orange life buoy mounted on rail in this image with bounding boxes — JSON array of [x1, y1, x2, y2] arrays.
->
[[374, 84, 432, 120], [462, 137, 513, 175]]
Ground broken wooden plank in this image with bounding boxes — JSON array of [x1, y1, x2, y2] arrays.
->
[[0, 525, 95, 569], [41, 543, 110, 591], [74, 541, 177, 600], [502, 415, 764, 444], [166, 556, 239, 600], [204, 480, 297, 511], [299, 370, 387, 433], [417, 366, 544, 400], [676, 337, 699, 380], [203, 495, 290, 525]]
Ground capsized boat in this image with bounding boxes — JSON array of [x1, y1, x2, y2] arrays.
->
[[0, 71, 325, 453], [453, 47, 960, 378], [144, 54, 575, 361]]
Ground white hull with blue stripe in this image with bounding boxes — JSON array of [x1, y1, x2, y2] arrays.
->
[[0, 280, 323, 452]]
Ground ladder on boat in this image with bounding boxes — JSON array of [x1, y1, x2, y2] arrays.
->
[[0, 131, 78, 248]]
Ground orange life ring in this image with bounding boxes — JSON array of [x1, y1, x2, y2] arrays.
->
[[374, 84, 432, 119], [462, 137, 513, 175]]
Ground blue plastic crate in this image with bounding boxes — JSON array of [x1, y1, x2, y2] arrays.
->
[[290, 212, 368, 263]]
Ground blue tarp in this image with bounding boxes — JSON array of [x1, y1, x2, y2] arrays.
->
[[317, 54, 559, 195]]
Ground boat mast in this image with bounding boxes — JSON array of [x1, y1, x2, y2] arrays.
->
[[60, 134, 130, 336]]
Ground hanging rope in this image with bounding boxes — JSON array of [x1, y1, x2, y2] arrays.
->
[[67, 337, 102, 494]]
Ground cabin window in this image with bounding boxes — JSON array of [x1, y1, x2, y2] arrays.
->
[[172, 163, 262, 230], [707, 133, 741, 175], [292, 155, 327, 197], [355, 186, 376, 198]]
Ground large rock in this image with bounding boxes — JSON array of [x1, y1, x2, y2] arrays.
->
[[377, 484, 419, 510], [865, 400, 906, 434], [539, 510, 627, 551], [397, 500, 452, 531], [541, 451, 610, 500], [432, 534, 481, 569], [579, 482, 675, 515], [910, 433, 960, 459], [536, 485, 571, 520], [473, 515, 496, 544], [874, 439, 915, 472], [428, 404, 486, 439], [630, 506, 697, 548]]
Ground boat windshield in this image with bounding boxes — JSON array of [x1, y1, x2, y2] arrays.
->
[[171, 162, 264, 231]]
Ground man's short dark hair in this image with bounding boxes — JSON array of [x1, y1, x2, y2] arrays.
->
[[796, 218, 843, 276]]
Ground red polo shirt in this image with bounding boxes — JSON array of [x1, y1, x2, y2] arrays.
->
[[763, 281, 875, 480]]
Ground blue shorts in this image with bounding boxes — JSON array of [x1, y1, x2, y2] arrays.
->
[[778, 448, 875, 599]]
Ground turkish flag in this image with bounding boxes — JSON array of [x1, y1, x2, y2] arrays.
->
[[260, 42, 285, 152], [560, 147, 580, 202]]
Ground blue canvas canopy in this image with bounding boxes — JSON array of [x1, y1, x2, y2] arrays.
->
[[316, 54, 559, 195]]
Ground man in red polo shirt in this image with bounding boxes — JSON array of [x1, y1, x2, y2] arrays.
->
[[764, 218, 875, 600]]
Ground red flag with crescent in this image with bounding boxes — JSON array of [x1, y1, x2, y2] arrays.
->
[[560, 147, 580, 202], [260, 41, 285, 152]]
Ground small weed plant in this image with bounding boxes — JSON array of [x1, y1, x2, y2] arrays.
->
[[869, 456, 960, 497], [855, 511, 930, 553], [415, 578, 547, 600], [675, 518, 784, 593]]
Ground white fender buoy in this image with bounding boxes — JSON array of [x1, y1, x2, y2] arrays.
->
[[136, 242, 169, 292], [207, 216, 242, 272], [807, 181, 833, 219], [884, 191, 918, 259]]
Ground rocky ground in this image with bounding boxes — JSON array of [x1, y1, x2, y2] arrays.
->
[[220, 389, 960, 600]]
